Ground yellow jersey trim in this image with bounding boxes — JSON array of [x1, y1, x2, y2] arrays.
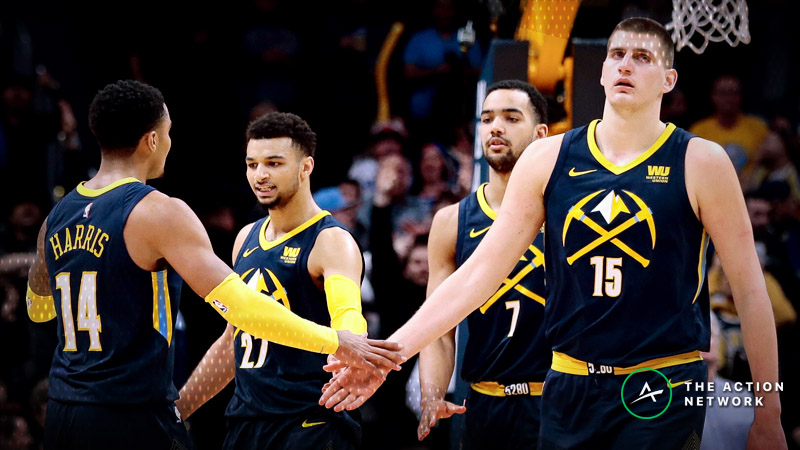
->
[[258, 211, 331, 251], [587, 120, 676, 175], [551, 350, 702, 376], [76, 177, 142, 197], [151, 270, 173, 345], [475, 183, 497, 220], [692, 230, 710, 304], [470, 381, 544, 397]]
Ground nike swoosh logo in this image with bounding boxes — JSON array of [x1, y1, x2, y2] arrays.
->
[[301, 420, 326, 428], [469, 226, 491, 238], [568, 167, 597, 177], [668, 379, 692, 389], [243, 247, 259, 258]]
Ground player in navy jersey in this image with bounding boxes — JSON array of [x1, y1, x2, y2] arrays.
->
[[416, 80, 549, 449], [24, 81, 403, 450], [176, 113, 376, 449], [321, 18, 786, 450]]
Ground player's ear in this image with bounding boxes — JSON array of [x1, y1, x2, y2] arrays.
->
[[535, 123, 549, 139], [663, 68, 678, 94], [301, 155, 314, 179], [140, 130, 158, 155]]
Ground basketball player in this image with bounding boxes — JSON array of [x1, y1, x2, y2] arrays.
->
[[322, 18, 786, 449], [416, 80, 549, 448], [24, 80, 403, 450], [177, 112, 373, 449]]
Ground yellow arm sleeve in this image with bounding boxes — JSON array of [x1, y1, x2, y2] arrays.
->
[[26, 284, 56, 323], [205, 274, 339, 354], [324, 274, 368, 334]]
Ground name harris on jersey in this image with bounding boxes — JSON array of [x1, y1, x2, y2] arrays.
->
[[49, 223, 110, 260]]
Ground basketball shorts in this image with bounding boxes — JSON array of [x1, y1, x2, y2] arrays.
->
[[461, 389, 542, 450], [223, 411, 360, 450], [44, 399, 191, 450], [539, 360, 708, 450]]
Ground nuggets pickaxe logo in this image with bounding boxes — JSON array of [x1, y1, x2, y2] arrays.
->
[[479, 243, 545, 313], [562, 190, 656, 267], [240, 267, 291, 310]]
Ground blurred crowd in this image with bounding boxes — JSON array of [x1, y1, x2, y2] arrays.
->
[[2, 0, 800, 449]]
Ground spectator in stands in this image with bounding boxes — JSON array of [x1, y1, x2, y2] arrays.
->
[[690, 74, 769, 178], [746, 129, 800, 204], [402, 0, 483, 141]]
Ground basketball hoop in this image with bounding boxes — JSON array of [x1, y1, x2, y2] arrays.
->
[[666, 0, 751, 54]]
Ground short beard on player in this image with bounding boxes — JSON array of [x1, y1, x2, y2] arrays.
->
[[484, 148, 519, 174], [259, 176, 301, 211], [260, 195, 284, 210]]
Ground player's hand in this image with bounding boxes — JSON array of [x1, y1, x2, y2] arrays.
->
[[417, 398, 466, 441], [333, 330, 405, 379], [319, 366, 387, 412], [747, 415, 787, 450]]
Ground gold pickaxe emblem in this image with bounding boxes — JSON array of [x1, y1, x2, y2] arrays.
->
[[479, 244, 545, 313], [562, 190, 655, 267]]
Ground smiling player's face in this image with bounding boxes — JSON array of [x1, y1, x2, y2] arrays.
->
[[246, 137, 306, 209]]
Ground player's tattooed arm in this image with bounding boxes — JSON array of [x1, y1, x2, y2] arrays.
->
[[28, 221, 52, 296], [26, 220, 56, 322]]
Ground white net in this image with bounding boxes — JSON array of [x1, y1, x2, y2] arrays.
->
[[666, 0, 751, 54]]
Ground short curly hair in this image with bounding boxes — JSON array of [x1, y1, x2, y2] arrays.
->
[[246, 112, 317, 158], [486, 79, 549, 125], [88, 80, 166, 153]]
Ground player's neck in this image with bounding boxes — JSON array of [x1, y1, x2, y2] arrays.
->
[[597, 102, 667, 163], [86, 158, 148, 189], [484, 169, 510, 212], [265, 187, 321, 236]]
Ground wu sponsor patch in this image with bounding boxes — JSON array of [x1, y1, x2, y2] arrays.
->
[[280, 246, 301, 264], [646, 165, 670, 183]]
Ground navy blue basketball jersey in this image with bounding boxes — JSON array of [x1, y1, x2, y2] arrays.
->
[[455, 183, 550, 383], [227, 211, 359, 418], [44, 178, 182, 404], [543, 121, 710, 366]]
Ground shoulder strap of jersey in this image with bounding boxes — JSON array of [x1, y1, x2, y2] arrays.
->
[[121, 183, 156, 223], [544, 127, 579, 203], [313, 214, 366, 282]]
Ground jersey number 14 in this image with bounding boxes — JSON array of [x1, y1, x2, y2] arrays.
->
[[55, 271, 102, 351]]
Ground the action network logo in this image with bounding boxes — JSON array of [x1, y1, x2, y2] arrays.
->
[[620, 368, 673, 419]]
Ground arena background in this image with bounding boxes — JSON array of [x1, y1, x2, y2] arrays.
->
[[1, 0, 799, 449]]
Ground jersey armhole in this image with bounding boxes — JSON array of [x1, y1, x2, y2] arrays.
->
[[543, 130, 574, 204], [454, 200, 466, 267]]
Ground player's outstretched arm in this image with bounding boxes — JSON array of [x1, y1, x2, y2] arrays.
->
[[320, 136, 562, 411], [127, 193, 403, 377], [26, 221, 56, 322], [309, 227, 369, 335], [310, 227, 405, 372], [389, 137, 559, 357], [176, 324, 236, 419], [418, 204, 464, 441], [686, 138, 787, 450]]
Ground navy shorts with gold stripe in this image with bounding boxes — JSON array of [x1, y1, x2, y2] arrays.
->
[[462, 388, 542, 450], [539, 354, 707, 450], [223, 412, 360, 450]]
